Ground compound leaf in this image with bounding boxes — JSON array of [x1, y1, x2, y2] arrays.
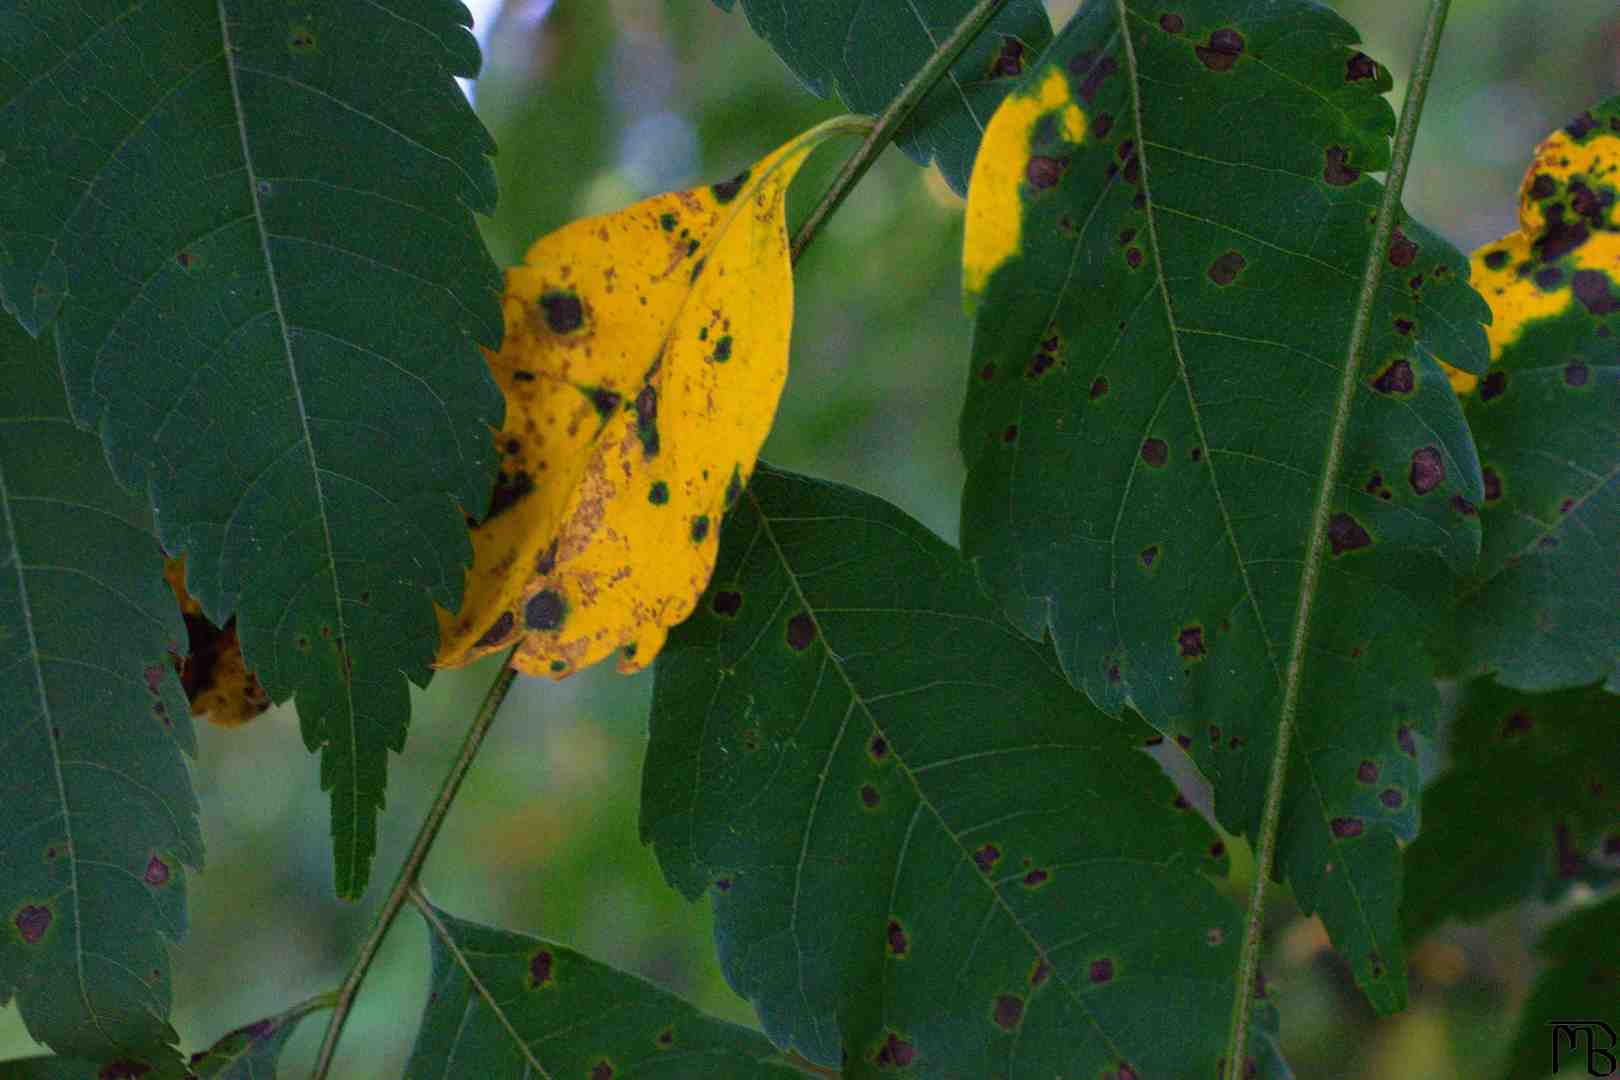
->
[[957, 0, 1490, 1011], [0, 318, 200, 1070], [1496, 893, 1620, 1080], [713, 0, 1052, 193], [0, 0, 507, 898], [407, 899, 804, 1078], [643, 465, 1286, 1078], [1403, 678, 1619, 942], [1437, 99, 1620, 693], [435, 121, 855, 681]]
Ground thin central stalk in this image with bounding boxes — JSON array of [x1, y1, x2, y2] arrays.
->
[[310, 648, 520, 1079], [1222, 3, 1453, 1077], [790, 0, 1012, 264]]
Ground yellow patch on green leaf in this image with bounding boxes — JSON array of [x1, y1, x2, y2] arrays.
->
[[1442, 117, 1620, 393], [963, 66, 1087, 308], [164, 556, 270, 728], [435, 122, 851, 680]]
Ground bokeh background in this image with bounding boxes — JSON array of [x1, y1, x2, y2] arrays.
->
[[2, 2, 1614, 1076]]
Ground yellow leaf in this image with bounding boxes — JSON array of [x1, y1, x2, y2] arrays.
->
[[163, 556, 271, 728], [436, 119, 858, 680], [1442, 115, 1620, 393]]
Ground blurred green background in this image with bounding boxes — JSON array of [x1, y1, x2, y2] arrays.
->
[[2, 2, 1613, 1076]]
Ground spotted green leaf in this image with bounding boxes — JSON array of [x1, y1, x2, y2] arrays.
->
[[0, 0, 506, 898], [1437, 99, 1620, 693], [1496, 893, 1620, 1080], [406, 900, 803, 1078], [0, 318, 200, 1072], [957, 0, 1490, 1012], [712, 0, 1052, 193], [643, 466, 1287, 1078], [1402, 679, 1619, 942], [183, 994, 333, 1079]]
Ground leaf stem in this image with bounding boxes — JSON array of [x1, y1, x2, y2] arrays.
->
[[790, 0, 1013, 264], [1222, 3, 1453, 1077], [310, 648, 521, 1079]]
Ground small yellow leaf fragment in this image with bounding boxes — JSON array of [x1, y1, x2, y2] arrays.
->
[[1442, 116, 1620, 394], [436, 121, 853, 680], [163, 556, 271, 728], [963, 66, 1087, 307]]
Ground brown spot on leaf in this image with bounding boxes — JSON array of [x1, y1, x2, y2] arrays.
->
[[589, 1061, 614, 1080], [711, 168, 750, 204], [712, 590, 742, 617], [989, 37, 1025, 78], [14, 905, 50, 944], [887, 919, 909, 956], [1196, 28, 1245, 71], [1026, 155, 1066, 190], [1070, 53, 1118, 103], [1140, 545, 1158, 569], [1572, 269, 1620, 314], [1357, 760, 1379, 784], [973, 843, 1001, 873], [1178, 625, 1205, 658], [1090, 958, 1115, 983], [1345, 52, 1376, 81], [1482, 467, 1502, 502], [1207, 250, 1245, 285], [1327, 513, 1371, 554], [524, 590, 566, 631], [1388, 229, 1418, 267], [875, 1032, 916, 1068], [1322, 146, 1359, 186], [1565, 362, 1590, 387], [786, 612, 816, 651], [1480, 371, 1506, 400], [1331, 817, 1364, 838], [869, 734, 889, 761], [860, 784, 881, 809], [1379, 788, 1404, 809], [539, 290, 584, 334], [993, 994, 1025, 1030], [529, 949, 553, 988], [1022, 867, 1049, 888], [1371, 358, 1414, 395], [1409, 446, 1444, 494], [1140, 438, 1168, 467], [143, 856, 170, 887], [1159, 12, 1184, 32]]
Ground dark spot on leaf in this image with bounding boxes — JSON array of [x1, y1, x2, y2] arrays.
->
[[887, 919, 909, 956], [1357, 760, 1379, 784], [1537, 210, 1589, 261], [503, 437, 522, 456], [539, 290, 584, 334], [1117, 228, 1136, 246], [1173, 792, 1190, 810], [689, 257, 706, 282], [993, 994, 1025, 1031], [1144, 733, 1164, 746], [1566, 110, 1597, 138], [1572, 269, 1620, 314], [1345, 52, 1375, 81], [512, 369, 535, 381], [1209, 840, 1226, 858], [484, 469, 534, 523], [590, 1060, 613, 1080], [1483, 249, 1509, 271], [635, 386, 660, 457], [1208, 250, 1245, 285], [712, 334, 733, 363], [1140, 438, 1168, 467], [1387, 229, 1418, 267], [534, 539, 559, 576], [1331, 817, 1364, 838], [1565, 362, 1590, 387], [1538, 534, 1559, 551], [876, 1033, 915, 1068], [1560, 497, 1575, 513], [1530, 173, 1558, 199], [686, 238, 699, 257], [712, 590, 742, 617], [524, 590, 567, 631], [1409, 446, 1444, 494], [1175, 734, 1192, 749], [1092, 113, 1113, 139], [989, 37, 1025, 78], [528, 949, 553, 988], [1393, 316, 1414, 335], [1451, 493, 1477, 516], [288, 26, 316, 51], [97, 1062, 151, 1079], [1534, 267, 1564, 290], [1140, 545, 1158, 568], [1482, 467, 1502, 502], [1123, 155, 1140, 186], [657, 1027, 674, 1048], [648, 480, 669, 505], [860, 784, 881, 808], [1022, 868, 1049, 888], [144, 855, 170, 887], [1030, 957, 1051, 986], [1322, 146, 1358, 186], [787, 613, 816, 651], [1196, 28, 1245, 71], [973, 843, 1001, 872], [714, 877, 732, 892], [659, 212, 677, 231], [1025, 155, 1066, 190], [588, 386, 620, 418], [1480, 370, 1507, 400], [176, 250, 196, 270], [1327, 512, 1371, 554], [1207, 926, 1225, 946], [1159, 12, 1184, 33], [1003, 424, 1019, 444], [14, 905, 50, 944], [711, 169, 750, 203], [1177, 625, 1205, 659], [1070, 52, 1118, 102], [1371, 358, 1414, 395], [1090, 958, 1115, 983], [1125, 246, 1143, 268], [1379, 788, 1404, 809], [690, 515, 710, 543], [1133, 191, 1146, 210], [869, 734, 889, 761]]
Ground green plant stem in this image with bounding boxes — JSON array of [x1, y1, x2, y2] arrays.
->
[[789, 0, 1012, 264], [310, 648, 521, 1080], [1221, 4, 1453, 1077]]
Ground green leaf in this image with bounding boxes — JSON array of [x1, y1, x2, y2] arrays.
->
[[407, 899, 803, 1078], [1438, 97, 1620, 693], [712, 0, 1052, 193], [184, 994, 333, 1079], [957, 0, 1490, 1012], [1496, 893, 1620, 1080], [0, 0, 507, 897], [643, 465, 1286, 1077], [0, 318, 200, 1070], [1403, 679, 1619, 942]]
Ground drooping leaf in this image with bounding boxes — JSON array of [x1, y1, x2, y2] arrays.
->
[[436, 120, 857, 681], [643, 465, 1287, 1077], [406, 899, 805, 1078], [712, 0, 1052, 193], [162, 557, 270, 729], [0, 0, 506, 898], [1402, 679, 1619, 942], [1434, 99, 1620, 693], [957, 0, 1491, 1012], [184, 994, 333, 1079], [0, 319, 200, 1070], [1496, 893, 1620, 1080]]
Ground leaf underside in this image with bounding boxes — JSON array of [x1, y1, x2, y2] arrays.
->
[[712, 0, 1053, 194], [1496, 892, 1620, 1080], [958, 0, 1490, 1011], [0, 319, 200, 1072], [1438, 97, 1620, 693], [644, 465, 1286, 1078], [407, 900, 802, 1079], [0, 0, 506, 897], [1402, 678, 1619, 942]]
